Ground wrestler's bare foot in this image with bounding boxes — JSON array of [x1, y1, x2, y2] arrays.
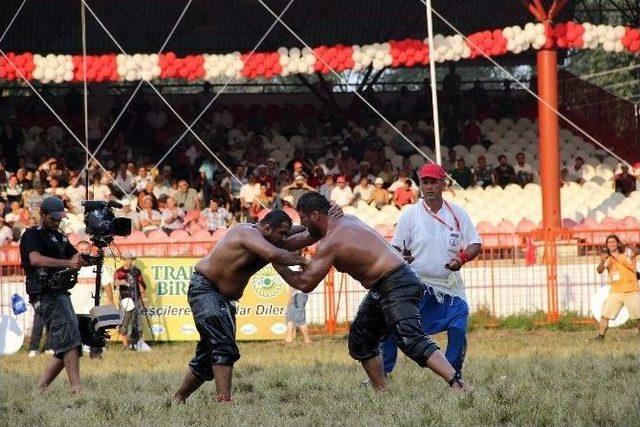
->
[[171, 393, 186, 404], [451, 379, 471, 393]]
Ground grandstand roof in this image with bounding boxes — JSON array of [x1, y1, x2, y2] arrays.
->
[[1, 0, 575, 57]]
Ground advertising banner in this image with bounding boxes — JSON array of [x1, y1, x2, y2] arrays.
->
[[128, 257, 289, 341]]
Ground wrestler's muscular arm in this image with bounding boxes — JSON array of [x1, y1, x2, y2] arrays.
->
[[273, 241, 335, 293], [281, 204, 343, 252], [241, 228, 308, 266]]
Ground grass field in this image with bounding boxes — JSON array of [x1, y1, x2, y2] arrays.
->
[[1, 329, 639, 426]]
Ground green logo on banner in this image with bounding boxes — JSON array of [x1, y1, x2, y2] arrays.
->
[[252, 269, 285, 299]]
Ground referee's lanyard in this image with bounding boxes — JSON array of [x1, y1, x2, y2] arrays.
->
[[422, 200, 462, 255]]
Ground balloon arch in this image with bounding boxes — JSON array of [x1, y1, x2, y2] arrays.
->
[[1, 21, 638, 84]]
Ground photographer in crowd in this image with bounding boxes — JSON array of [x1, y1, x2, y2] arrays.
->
[[19, 196, 86, 393], [595, 234, 640, 340], [114, 253, 147, 349]]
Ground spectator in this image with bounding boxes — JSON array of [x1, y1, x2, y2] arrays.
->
[[393, 179, 416, 208], [23, 182, 46, 213], [0, 216, 12, 245], [255, 164, 275, 196], [119, 199, 140, 231], [265, 157, 278, 177], [513, 152, 535, 187], [562, 156, 587, 185], [138, 196, 162, 233], [614, 165, 636, 197], [159, 165, 173, 187], [45, 177, 65, 198], [353, 176, 375, 204], [319, 174, 335, 200], [378, 160, 396, 186], [114, 162, 136, 196], [493, 155, 516, 188], [239, 175, 261, 219], [337, 149, 358, 177], [450, 158, 474, 189], [88, 173, 111, 201], [281, 174, 315, 207], [207, 180, 232, 210], [352, 161, 376, 184], [201, 199, 232, 231], [137, 182, 159, 211], [319, 156, 340, 176], [134, 167, 152, 193], [5, 201, 27, 239], [250, 184, 274, 220], [152, 175, 171, 200], [65, 175, 86, 213], [308, 166, 325, 189], [389, 170, 418, 194], [473, 155, 494, 188], [162, 196, 186, 234], [285, 288, 311, 344], [221, 165, 247, 207], [172, 179, 201, 211], [443, 148, 458, 172], [4, 174, 22, 204], [291, 161, 305, 179], [275, 169, 291, 195], [330, 175, 354, 207], [371, 177, 391, 209]]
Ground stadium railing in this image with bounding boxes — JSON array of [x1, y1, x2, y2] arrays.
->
[[2, 228, 637, 335]]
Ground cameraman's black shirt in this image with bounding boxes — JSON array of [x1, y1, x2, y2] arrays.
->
[[20, 226, 77, 301]]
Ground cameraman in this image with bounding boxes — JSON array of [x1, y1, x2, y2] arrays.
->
[[114, 253, 147, 349], [19, 197, 86, 393], [596, 234, 640, 340]]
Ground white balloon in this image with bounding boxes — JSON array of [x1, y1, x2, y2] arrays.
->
[[289, 47, 300, 57], [277, 47, 288, 55], [301, 47, 313, 56], [297, 62, 308, 74], [44, 67, 56, 81], [383, 55, 392, 66], [33, 68, 43, 80], [372, 58, 384, 70]]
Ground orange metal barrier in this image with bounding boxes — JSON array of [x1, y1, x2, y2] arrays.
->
[[2, 228, 638, 333]]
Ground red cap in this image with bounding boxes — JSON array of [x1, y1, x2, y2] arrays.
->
[[419, 163, 446, 179], [293, 161, 303, 168]]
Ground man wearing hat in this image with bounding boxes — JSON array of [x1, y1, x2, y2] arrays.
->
[[114, 252, 147, 349], [19, 196, 86, 393], [380, 163, 482, 379]]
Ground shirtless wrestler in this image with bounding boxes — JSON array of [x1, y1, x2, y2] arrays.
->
[[272, 192, 468, 392], [173, 209, 311, 403]]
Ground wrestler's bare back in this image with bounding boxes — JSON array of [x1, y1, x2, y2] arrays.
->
[[319, 215, 404, 288], [195, 224, 270, 299]]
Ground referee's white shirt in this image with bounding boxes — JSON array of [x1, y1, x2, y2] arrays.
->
[[391, 199, 481, 300]]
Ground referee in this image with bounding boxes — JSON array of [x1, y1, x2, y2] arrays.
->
[[381, 163, 482, 377], [20, 197, 86, 393]]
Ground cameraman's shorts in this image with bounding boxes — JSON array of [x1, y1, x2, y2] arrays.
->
[[348, 264, 439, 367], [34, 293, 82, 359], [119, 310, 135, 337], [187, 270, 239, 381]]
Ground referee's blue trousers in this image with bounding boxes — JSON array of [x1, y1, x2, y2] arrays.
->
[[381, 288, 468, 374]]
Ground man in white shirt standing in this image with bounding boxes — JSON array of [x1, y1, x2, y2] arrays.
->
[[381, 163, 482, 378]]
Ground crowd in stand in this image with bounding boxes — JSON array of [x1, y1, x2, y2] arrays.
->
[[0, 70, 638, 246]]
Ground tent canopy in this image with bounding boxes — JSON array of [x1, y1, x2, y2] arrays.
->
[[1, 0, 574, 56]]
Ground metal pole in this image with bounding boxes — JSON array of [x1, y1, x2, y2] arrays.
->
[[81, 1, 90, 200], [425, 0, 442, 165]]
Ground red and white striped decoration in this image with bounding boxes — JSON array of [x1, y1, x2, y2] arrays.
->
[[1, 21, 640, 84]]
